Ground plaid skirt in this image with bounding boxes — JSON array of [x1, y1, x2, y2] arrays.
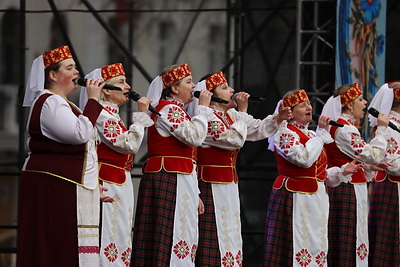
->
[[196, 181, 221, 266], [327, 182, 358, 266], [263, 186, 294, 266], [369, 179, 400, 266], [131, 169, 199, 266]]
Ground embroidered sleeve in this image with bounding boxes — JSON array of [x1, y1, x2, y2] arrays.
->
[[156, 103, 213, 147], [201, 114, 247, 149], [96, 110, 152, 154], [229, 109, 279, 141], [383, 133, 400, 176], [274, 127, 324, 168], [335, 125, 387, 165]]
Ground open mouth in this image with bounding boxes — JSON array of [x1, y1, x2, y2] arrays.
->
[[72, 78, 78, 84]]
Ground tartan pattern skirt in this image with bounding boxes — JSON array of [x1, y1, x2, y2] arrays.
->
[[196, 181, 221, 266], [327, 182, 357, 266], [263, 187, 293, 267], [368, 179, 400, 266], [131, 170, 178, 266]]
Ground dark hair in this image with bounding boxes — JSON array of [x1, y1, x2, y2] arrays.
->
[[44, 62, 61, 89]]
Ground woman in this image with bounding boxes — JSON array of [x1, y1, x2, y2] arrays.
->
[[367, 81, 400, 266], [192, 71, 290, 266], [131, 63, 214, 266], [263, 89, 361, 266], [321, 83, 389, 266], [18, 45, 105, 267], [81, 63, 153, 266]]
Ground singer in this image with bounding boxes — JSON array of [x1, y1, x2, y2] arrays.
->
[[263, 89, 361, 266], [186, 71, 291, 266], [79, 63, 153, 267], [131, 63, 214, 266], [18, 45, 105, 267], [368, 81, 400, 266], [321, 83, 389, 266]]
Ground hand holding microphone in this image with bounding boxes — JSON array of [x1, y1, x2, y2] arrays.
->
[[77, 78, 122, 91], [193, 91, 228, 104], [128, 91, 161, 116], [312, 114, 344, 127], [232, 92, 266, 102], [368, 107, 400, 133]]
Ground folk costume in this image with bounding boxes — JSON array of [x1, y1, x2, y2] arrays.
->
[[321, 83, 389, 266], [193, 72, 282, 266], [81, 63, 153, 266], [263, 90, 351, 267], [367, 82, 400, 266], [18, 46, 103, 267], [131, 64, 214, 266]]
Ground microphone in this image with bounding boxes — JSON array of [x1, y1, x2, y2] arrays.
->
[[77, 78, 122, 91], [193, 91, 229, 104], [312, 114, 344, 127], [368, 107, 400, 133], [128, 91, 161, 116], [232, 93, 266, 102]]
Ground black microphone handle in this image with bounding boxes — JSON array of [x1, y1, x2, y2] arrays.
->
[[193, 91, 229, 104], [128, 91, 161, 116], [312, 114, 344, 127], [368, 107, 400, 133], [77, 78, 122, 91], [232, 93, 266, 102]]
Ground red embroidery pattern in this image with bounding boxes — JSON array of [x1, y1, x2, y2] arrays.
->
[[279, 133, 298, 154], [190, 244, 197, 262], [121, 248, 131, 266], [173, 240, 190, 259], [350, 133, 366, 155], [103, 243, 118, 262], [386, 137, 400, 155], [295, 249, 312, 267], [315, 251, 326, 267], [222, 252, 235, 267], [104, 105, 118, 114], [357, 243, 368, 260], [208, 121, 226, 140], [236, 250, 243, 267], [103, 120, 122, 143], [167, 106, 186, 132], [78, 246, 100, 254]]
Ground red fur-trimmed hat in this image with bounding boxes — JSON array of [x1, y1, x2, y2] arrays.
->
[[340, 83, 363, 106], [205, 71, 227, 91], [283, 89, 309, 108], [161, 63, 191, 88], [101, 63, 125, 80], [42, 45, 72, 68]]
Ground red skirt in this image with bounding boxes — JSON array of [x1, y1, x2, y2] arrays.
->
[[17, 172, 78, 267]]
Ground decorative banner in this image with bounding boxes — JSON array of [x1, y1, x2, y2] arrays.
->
[[336, 0, 387, 101], [336, 0, 386, 138]]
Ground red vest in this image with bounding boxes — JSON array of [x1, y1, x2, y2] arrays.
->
[[324, 118, 367, 184], [24, 94, 98, 186], [143, 100, 196, 174], [374, 171, 400, 183], [97, 142, 133, 184], [197, 112, 240, 183], [273, 124, 327, 194]]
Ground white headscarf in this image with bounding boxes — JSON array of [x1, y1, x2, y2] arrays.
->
[[146, 75, 164, 113], [186, 80, 205, 117], [321, 95, 342, 121], [368, 83, 393, 127], [267, 100, 282, 151], [78, 68, 102, 110], [23, 55, 45, 107]]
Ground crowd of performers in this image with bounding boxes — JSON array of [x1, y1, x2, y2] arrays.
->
[[16, 45, 400, 267]]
